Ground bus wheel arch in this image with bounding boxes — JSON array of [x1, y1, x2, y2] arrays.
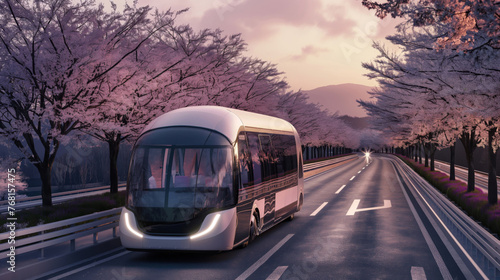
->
[[297, 193, 304, 211]]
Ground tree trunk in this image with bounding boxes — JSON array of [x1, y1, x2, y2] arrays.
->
[[450, 143, 456, 181], [108, 138, 121, 194], [424, 144, 429, 168], [38, 163, 53, 207], [430, 143, 436, 171], [31, 137, 59, 207], [488, 127, 498, 204], [460, 130, 478, 192], [418, 143, 422, 164]]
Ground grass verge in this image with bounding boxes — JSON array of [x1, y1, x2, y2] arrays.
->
[[397, 155, 500, 237]]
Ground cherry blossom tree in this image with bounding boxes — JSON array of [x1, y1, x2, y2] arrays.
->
[[81, 10, 249, 193], [361, 0, 500, 49], [277, 90, 358, 159], [0, 0, 123, 206], [360, 18, 500, 200]]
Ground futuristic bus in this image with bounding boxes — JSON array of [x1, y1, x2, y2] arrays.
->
[[120, 106, 304, 251]]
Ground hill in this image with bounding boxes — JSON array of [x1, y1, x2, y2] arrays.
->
[[303, 83, 373, 117], [339, 115, 370, 130]]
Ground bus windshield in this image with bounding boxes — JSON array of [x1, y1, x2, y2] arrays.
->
[[128, 146, 234, 224]]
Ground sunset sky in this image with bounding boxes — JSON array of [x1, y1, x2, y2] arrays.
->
[[108, 0, 401, 91]]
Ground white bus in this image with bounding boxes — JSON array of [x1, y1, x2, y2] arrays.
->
[[120, 106, 304, 251]]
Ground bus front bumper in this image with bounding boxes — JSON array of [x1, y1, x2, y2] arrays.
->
[[119, 207, 237, 251]]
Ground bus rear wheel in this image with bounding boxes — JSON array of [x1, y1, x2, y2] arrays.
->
[[249, 214, 258, 242], [297, 194, 304, 211]]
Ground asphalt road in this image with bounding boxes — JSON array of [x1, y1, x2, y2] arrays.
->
[[42, 154, 472, 280]]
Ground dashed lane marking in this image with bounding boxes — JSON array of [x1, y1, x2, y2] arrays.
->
[[411, 266, 427, 280], [310, 202, 328, 216], [235, 234, 294, 280], [335, 185, 347, 194], [265, 266, 288, 280]]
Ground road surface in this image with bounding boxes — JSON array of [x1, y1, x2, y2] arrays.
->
[[37, 154, 485, 280]]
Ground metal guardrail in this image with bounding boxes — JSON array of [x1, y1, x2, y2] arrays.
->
[[434, 159, 500, 179], [393, 157, 500, 279], [303, 154, 358, 172], [0, 207, 121, 259], [0, 183, 127, 206]]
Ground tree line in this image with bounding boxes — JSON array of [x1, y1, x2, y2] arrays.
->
[[0, 0, 360, 206], [359, 0, 500, 204]]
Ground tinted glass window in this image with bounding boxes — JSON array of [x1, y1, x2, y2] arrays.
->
[[238, 132, 253, 188], [240, 132, 297, 186], [137, 126, 229, 146], [247, 133, 263, 185], [127, 127, 234, 224]]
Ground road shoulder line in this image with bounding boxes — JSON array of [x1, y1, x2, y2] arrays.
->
[[391, 163, 453, 280]]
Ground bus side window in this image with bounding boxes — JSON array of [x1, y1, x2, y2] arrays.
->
[[238, 132, 252, 188], [258, 134, 273, 181], [247, 132, 262, 185]]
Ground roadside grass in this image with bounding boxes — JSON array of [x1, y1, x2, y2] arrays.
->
[[398, 155, 500, 236], [0, 191, 126, 233]]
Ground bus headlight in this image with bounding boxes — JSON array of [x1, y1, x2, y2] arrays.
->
[[190, 214, 221, 240], [124, 212, 144, 239]]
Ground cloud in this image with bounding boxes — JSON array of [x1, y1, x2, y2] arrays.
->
[[291, 45, 329, 61], [197, 0, 357, 41]]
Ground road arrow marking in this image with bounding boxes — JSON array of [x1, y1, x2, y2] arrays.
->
[[346, 199, 392, 216]]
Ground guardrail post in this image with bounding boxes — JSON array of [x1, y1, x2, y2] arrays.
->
[[113, 226, 117, 238], [70, 239, 75, 252], [93, 232, 98, 244], [39, 230, 45, 259]]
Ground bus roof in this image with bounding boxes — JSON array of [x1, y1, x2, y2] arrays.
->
[[142, 106, 296, 143]]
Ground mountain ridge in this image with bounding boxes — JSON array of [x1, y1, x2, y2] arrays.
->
[[303, 83, 373, 117]]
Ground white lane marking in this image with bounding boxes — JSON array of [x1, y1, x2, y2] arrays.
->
[[335, 185, 347, 194], [358, 171, 362, 174], [411, 266, 427, 280], [391, 164, 453, 280], [236, 234, 294, 280], [362, 167, 365, 170], [48, 250, 130, 280], [346, 199, 391, 216], [266, 266, 288, 280], [401, 169, 487, 279], [310, 202, 328, 216], [350, 176, 356, 181], [346, 199, 361, 216]]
